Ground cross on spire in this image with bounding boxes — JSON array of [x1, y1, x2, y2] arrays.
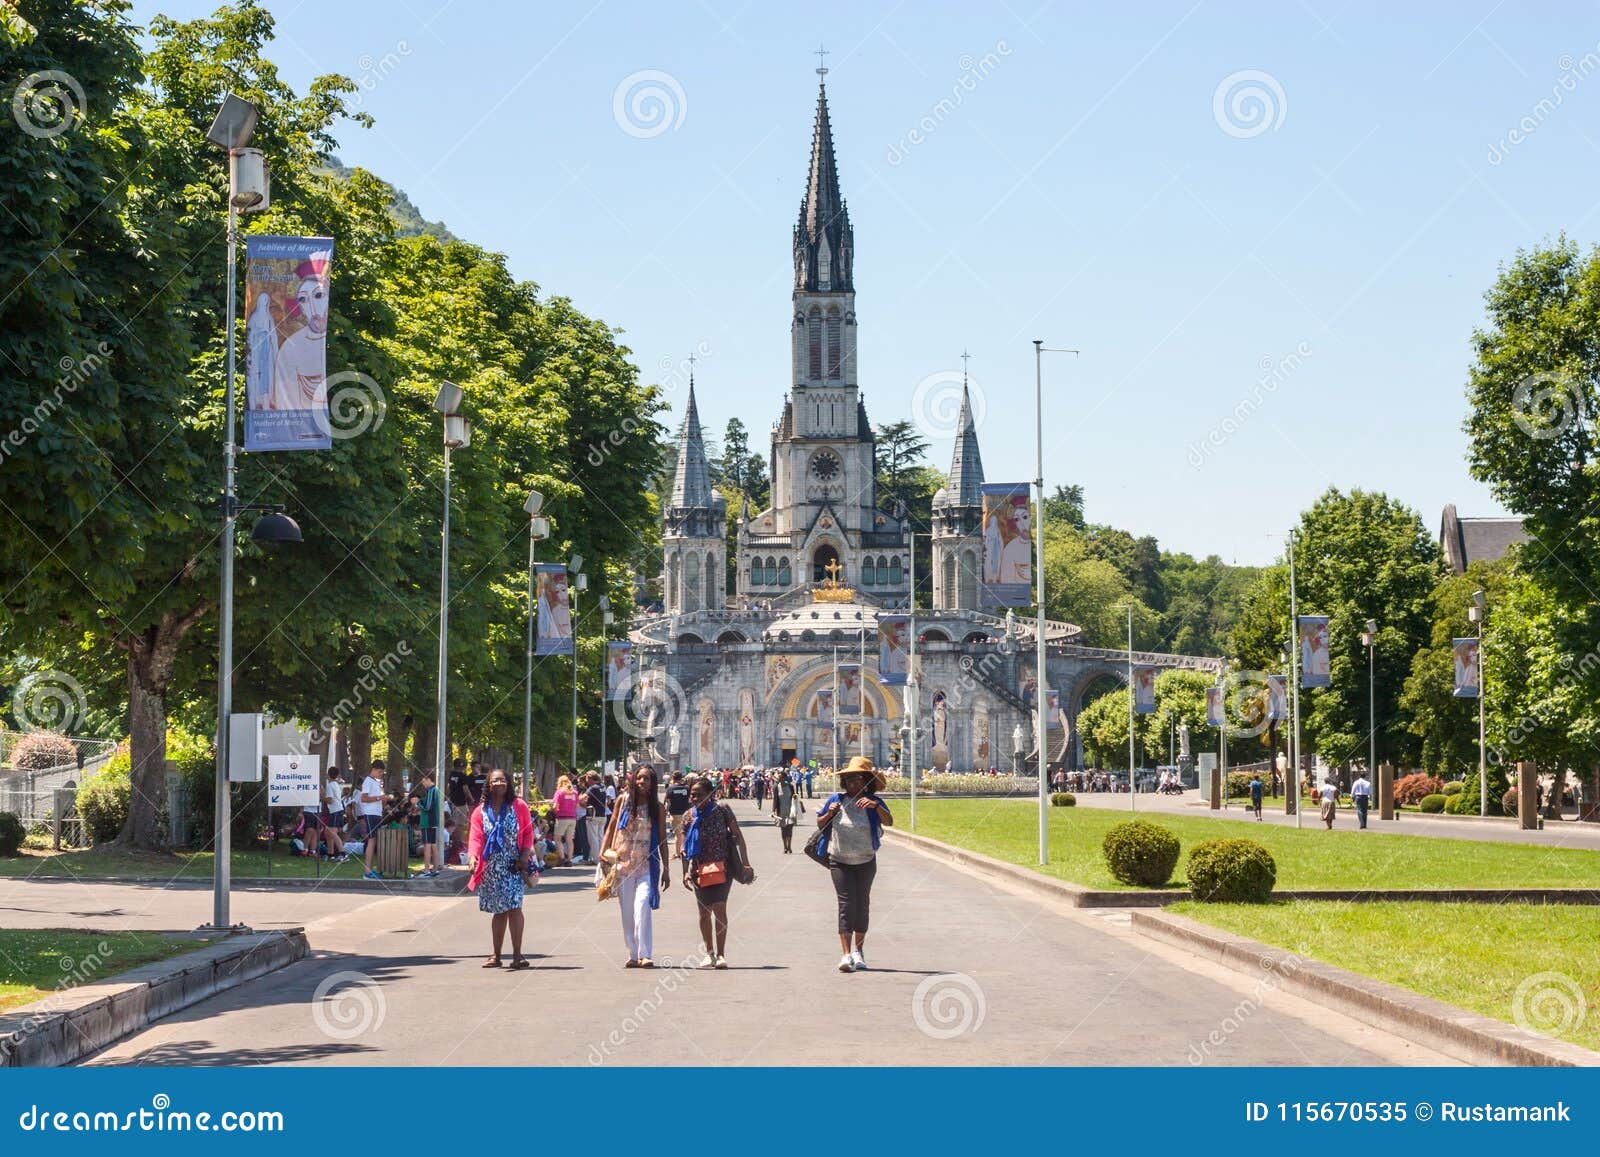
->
[[961, 348, 972, 384], [815, 44, 829, 77]]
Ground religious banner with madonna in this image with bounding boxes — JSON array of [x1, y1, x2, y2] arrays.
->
[[243, 235, 335, 451], [605, 641, 633, 700], [979, 482, 1033, 608], [535, 563, 573, 656], [878, 615, 909, 686]]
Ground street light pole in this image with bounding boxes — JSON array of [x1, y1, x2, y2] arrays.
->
[[1471, 591, 1487, 816], [570, 559, 587, 775], [1126, 602, 1136, 812], [1288, 529, 1303, 829], [907, 531, 921, 830], [432, 383, 469, 844], [1033, 340, 1078, 866], [1361, 619, 1377, 779], [521, 493, 548, 800], [599, 600, 614, 778]]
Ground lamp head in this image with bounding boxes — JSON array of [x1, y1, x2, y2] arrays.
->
[[1473, 590, 1487, 609], [249, 511, 302, 545], [443, 414, 471, 448], [206, 93, 259, 150], [569, 554, 584, 573], [433, 381, 463, 415], [528, 516, 550, 540], [1365, 618, 1377, 635], [523, 490, 544, 516], [574, 572, 589, 592]]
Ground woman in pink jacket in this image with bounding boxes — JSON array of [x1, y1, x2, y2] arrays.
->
[[468, 768, 538, 969]]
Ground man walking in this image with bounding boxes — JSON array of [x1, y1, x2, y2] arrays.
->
[[360, 760, 389, 880], [804, 764, 816, 799], [1248, 773, 1264, 821], [1351, 770, 1372, 830], [664, 770, 691, 839], [583, 771, 608, 862]]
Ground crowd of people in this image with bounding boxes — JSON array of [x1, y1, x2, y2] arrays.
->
[[462, 756, 892, 974]]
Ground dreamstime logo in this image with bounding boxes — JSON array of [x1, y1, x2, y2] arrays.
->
[[350, 41, 412, 108], [1188, 952, 1302, 1064], [11, 669, 86, 733], [1221, 670, 1280, 740], [612, 668, 689, 742], [1187, 341, 1311, 468], [1212, 70, 1287, 139], [886, 41, 1011, 165], [324, 371, 386, 439], [12, 69, 86, 139], [1511, 370, 1584, 441], [911, 370, 985, 440], [911, 972, 986, 1039], [612, 70, 687, 139], [311, 970, 386, 1040], [1511, 971, 1587, 1039]]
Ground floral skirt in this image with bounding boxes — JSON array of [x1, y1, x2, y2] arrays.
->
[[478, 853, 524, 914]]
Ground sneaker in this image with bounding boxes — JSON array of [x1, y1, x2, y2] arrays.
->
[[699, 952, 716, 969], [838, 953, 855, 973], [714, 955, 729, 970], [851, 949, 867, 971], [364, 870, 382, 880]]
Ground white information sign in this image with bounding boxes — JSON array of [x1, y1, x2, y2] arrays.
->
[[268, 753, 322, 809]]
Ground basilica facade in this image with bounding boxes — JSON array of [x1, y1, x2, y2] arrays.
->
[[633, 73, 1216, 772]]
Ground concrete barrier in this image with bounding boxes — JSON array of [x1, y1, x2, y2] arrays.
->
[[0, 929, 307, 1067]]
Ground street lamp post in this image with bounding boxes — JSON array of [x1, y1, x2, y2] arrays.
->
[[599, 598, 614, 778], [1361, 619, 1377, 778], [570, 559, 587, 775], [203, 94, 301, 932], [432, 382, 470, 844], [1287, 528, 1303, 828], [907, 531, 923, 830], [1470, 591, 1487, 816], [521, 492, 549, 800], [1032, 340, 1078, 865], [1125, 602, 1136, 811]]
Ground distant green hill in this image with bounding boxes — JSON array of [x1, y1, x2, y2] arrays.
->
[[321, 156, 457, 243]]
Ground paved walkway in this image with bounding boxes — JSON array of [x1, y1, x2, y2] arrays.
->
[[0, 801, 1454, 1067], [1067, 788, 1600, 850]]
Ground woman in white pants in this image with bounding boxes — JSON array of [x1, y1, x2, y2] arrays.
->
[[602, 764, 670, 967]]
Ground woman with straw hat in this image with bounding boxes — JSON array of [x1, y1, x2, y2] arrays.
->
[[815, 755, 893, 973]]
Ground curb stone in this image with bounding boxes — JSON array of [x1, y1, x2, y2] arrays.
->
[[0, 929, 308, 1067], [1130, 909, 1600, 1067], [6, 871, 470, 896]]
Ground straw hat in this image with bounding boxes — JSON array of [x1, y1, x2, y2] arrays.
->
[[840, 755, 886, 793]]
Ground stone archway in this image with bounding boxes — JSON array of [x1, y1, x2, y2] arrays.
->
[[1065, 664, 1128, 772], [812, 542, 841, 583]]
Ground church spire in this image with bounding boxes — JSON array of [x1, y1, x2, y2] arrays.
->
[[947, 375, 985, 507], [670, 376, 714, 511], [795, 55, 853, 293]]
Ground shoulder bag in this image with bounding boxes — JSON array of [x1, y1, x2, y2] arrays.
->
[[802, 800, 838, 868]]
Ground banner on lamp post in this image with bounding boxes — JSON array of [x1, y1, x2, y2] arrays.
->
[[1297, 615, 1331, 688], [1453, 637, 1481, 698], [1205, 685, 1224, 728], [1132, 666, 1156, 715], [979, 483, 1033, 608], [243, 235, 334, 452], [1267, 674, 1288, 721], [535, 563, 573, 656], [838, 664, 862, 715], [605, 641, 633, 701], [878, 615, 909, 686]]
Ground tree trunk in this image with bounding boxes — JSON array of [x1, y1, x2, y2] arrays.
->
[[1543, 766, 1568, 820], [308, 727, 331, 769], [335, 726, 351, 775], [114, 604, 206, 850], [384, 707, 411, 791], [413, 720, 437, 778], [349, 711, 373, 784]]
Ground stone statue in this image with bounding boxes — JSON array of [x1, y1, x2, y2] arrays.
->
[[1012, 723, 1026, 754], [1178, 723, 1191, 760]]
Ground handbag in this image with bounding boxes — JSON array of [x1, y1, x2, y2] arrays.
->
[[803, 803, 838, 868], [721, 804, 754, 884], [695, 860, 728, 886]]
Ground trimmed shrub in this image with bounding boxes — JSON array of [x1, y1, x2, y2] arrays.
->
[[0, 811, 24, 857], [1101, 820, 1181, 887], [78, 753, 132, 844], [1501, 788, 1519, 816], [1394, 773, 1444, 805], [1418, 793, 1448, 813], [1441, 780, 1464, 796], [1187, 838, 1276, 903], [8, 731, 76, 772], [1050, 792, 1077, 807]]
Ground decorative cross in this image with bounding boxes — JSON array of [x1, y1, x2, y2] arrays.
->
[[960, 349, 972, 382], [815, 44, 830, 77], [824, 557, 843, 585]]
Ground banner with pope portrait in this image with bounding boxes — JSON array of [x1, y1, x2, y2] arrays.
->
[[878, 615, 909, 686], [1453, 638, 1480, 698], [979, 483, 1033, 608], [243, 235, 334, 452], [838, 664, 862, 716], [1132, 666, 1156, 715], [1297, 615, 1331, 688], [535, 563, 573, 656], [1266, 674, 1288, 721], [1205, 685, 1224, 728], [605, 641, 633, 701]]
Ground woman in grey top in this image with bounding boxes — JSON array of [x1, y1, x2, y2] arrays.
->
[[816, 755, 893, 973]]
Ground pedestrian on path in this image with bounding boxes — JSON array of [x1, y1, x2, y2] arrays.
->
[[682, 777, 752, 969], [552, 774, 579, 866], [1319, 776, 1340, 829], [1248, 774, 1263, 821], [584, 771, 609, 866], [411, 770, 442, 877], [816, 755, 893, 974], [602, 764, 670, 968], [468, 768, 537, 970], [1351, 772, 1372, 829], [664, 770, 691, 841], [360, 761, 390, 880], [772, 765, 802, 853]]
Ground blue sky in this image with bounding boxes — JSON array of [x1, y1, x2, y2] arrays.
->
[[131, 0, 1600, 563]]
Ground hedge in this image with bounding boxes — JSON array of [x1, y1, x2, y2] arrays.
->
[[1101, 820, 1180, 887], [1418, 793, 1448, 813], [1187, 838, 1276, 903], [1050, 792, 1076, 807], [0, 811, 24, 857], [1394, 773, 1444, 806]]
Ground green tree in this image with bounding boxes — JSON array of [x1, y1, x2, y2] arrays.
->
[[1400, 562, 1507, 776]]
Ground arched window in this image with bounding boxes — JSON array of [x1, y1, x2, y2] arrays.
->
[[685, 560, 701, 612], [808, 310, 822, 380], [765, 555, 778, 585], [777, 557, 791, 586], [959, 549, 979, 609], [705, 552, 717, 604], [941, 552, 956, 608], [826, 315, 842, 379], [890, 556, 904, 585], [667, 555, 679, 609], [861, 557, 875, 586], [813, 543, 840, 583], [876, 555, 890, 585]]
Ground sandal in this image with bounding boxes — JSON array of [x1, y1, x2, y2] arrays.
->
[[508, 958, 531, 971], [624, 959, 640, 968], [482, 957, 502, 969], [639, 958, 655, 968]]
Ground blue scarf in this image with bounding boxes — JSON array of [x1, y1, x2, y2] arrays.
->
[[482, 799, 517, 861], [683, 798, 717, 860], [619, 802, 663, 910]]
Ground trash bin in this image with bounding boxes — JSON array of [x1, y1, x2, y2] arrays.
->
[[374, 824, 409, 879]]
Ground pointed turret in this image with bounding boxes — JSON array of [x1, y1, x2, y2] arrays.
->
[[670, 379, 715, 511], [794, 73, 853, 293], [946, 384, 985, 506], [663, 376, 726, 616]]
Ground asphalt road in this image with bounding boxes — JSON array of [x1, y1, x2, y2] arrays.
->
[[31, 799, 1457, 1067]]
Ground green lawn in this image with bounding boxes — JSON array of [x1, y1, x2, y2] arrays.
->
[[1170, 900, 1600, 1053], [899, 798, 1600, 891], [0, 846, 426, 880], [0, 929, 214, 1013]]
